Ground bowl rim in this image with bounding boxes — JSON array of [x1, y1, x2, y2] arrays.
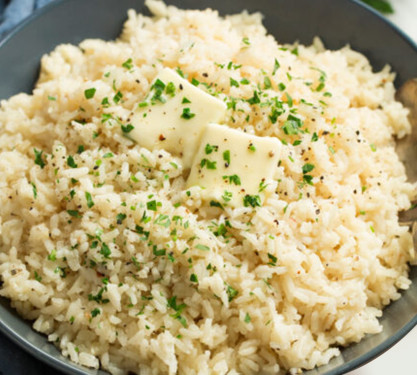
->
[[0, 0, 416, 374]]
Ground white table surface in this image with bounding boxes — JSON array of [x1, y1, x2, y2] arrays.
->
[[347, 1, 416, 374]]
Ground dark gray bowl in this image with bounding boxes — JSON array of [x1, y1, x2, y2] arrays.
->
[[0, 0, 416, 374]]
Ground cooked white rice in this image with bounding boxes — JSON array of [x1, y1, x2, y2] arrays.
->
[[0, 1, 415, 374]]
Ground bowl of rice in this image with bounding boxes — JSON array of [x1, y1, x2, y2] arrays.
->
[[0, 0, 416, 374]]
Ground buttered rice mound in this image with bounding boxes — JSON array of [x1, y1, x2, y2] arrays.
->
[[0, 1, 415, 374]]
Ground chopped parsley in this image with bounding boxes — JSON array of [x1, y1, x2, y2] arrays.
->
[[47, 249, 56, 262], [267, 253, 277, 266], [205, 143, 218, 154], [259, 180, 268, 192], [195, 244, 210, 251], [222, 190, 233, 202], [147, 200, 157, 211], [91, 308, 101, 318], [223, 150, 230, 165], [153, 246, 166, 256], [302, 163, 315, 174], [88, 287, 109, 304], [67, 210, 82, 218], [31, 182, 37, 199], [190, 273, 198, 283], [210, 200, 224, 209], [242, 37, 250, 45], [360, 0, 394, 14], [154, 214, 171, 228], [200, 158, 217, 170], [301, 163, 315, 186], [167, 296, 187, 327], [247, 91, 261, 105], [67, 155, 78, 168], [165, 81, 176, 96], [222, 174, 241, 185], [122, 58, 134, 70], [121, 124, 134, 133], [226, 284, 238, 302], [85, 192, 94, 208], [282, 114, 303, 135], [244, 313, 251, 323], [116, 213, 127, 224], [180, 107, 195, 120], [34, 148, 46, 169], [264, 76, 272, 90], [84, 88, 96, 99], [243, 194, 261, 208], [272, 58, 280, 75], [230, 78, 240, 87], [100, 243, 111, 259], [34, 271, 42, 282], [113, 91, 123, 104]]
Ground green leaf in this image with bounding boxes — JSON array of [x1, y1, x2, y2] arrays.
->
[[34, 148, 46, 169], [67, 155, 78, 168], [85, 192, 94, 208], [122, 58, 133, 70], [31, 182, 37, 199], [180, 107, 195, 120], [247, 91, 261, 105], [264, 76, 272, 90], [302, 163, 315, 174], [195, 244, 210, 251], [91, 308, 101, 318], [226, 284, 238, 302], [116, 213, 127, 224], [47, 249, 57, 261], [84, 88, 96, 99], [205, 143, 218, 155], [147, 200, 157, 211], [230, 78, 240, 87], [360, 0, 394, 14], [165, 81, 176, 96], [222, 174, 241, 186], [272, 58, 280, 75], [267, 253, 277, 265], [153, 246, 166, 256], [243, 194, 261, 208], [113, 91, 123, 104], [67, 210, 82, 218], [223, 150, 230, 165], [100, 243, 111, 258], [121, 124, 134, 133], [200, 158, 217, 170], [34, 271, 42, 282]]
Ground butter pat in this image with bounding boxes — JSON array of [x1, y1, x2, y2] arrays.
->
[[129, 68, 226, 168], [187, 123, 281, 207]]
